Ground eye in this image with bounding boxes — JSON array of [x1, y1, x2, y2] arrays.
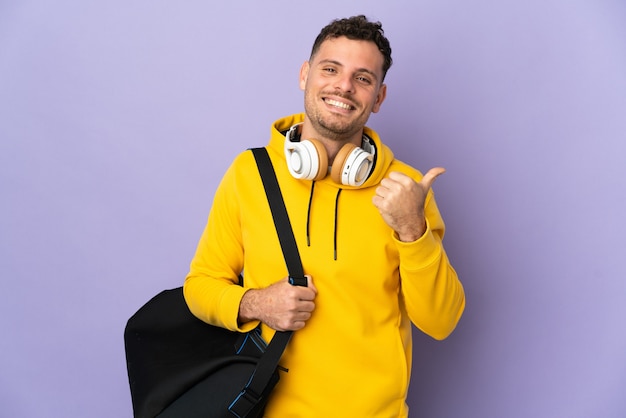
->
[[356, 76, 372, 85], [323, 67, 337, 74]]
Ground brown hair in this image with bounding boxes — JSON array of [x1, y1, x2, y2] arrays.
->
[[310, 15, 393, 81]]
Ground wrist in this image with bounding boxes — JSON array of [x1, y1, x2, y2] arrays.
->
[[397, 221, 426, 242], [238, 289, 258, 324]]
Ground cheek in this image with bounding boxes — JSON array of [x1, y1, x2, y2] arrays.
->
[[370, 91, 385, 113], [365, 95, 379, 113]]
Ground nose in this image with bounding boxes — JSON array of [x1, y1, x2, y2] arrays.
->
[[334, 74, 354, 93]]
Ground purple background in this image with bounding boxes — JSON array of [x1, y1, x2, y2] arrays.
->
[[2, 1, 625, 417]]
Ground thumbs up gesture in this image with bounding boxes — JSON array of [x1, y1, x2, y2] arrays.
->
[[372, 168, 446, 242]]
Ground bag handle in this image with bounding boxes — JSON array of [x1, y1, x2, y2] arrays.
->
[[229, 147, 305, 417]]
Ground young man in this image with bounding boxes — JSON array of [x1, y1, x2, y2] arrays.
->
[[184, 15, 465, 417]]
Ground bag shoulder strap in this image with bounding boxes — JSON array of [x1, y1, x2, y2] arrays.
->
[[229, 147, 304, 417], [251, 147, 305, 279]]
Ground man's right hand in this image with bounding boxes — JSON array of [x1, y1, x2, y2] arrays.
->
[[238, 276, 317, 331]]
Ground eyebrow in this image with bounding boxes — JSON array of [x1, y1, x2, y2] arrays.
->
[[317, 59, 380, 83]]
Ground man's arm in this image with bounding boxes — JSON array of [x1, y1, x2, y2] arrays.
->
[[373, 168, 465, 339]]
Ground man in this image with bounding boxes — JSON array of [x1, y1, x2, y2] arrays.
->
[[184, 15, 465, 417]]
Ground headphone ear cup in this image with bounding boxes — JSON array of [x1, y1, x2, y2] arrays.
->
[[285, 138, 328, 181], [331, 143, 374, 186], [308, 139, 329, 181], [330, 143, 357, 184]]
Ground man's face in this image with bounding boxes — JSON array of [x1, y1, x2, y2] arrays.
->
[[300, 36, 387, 142]]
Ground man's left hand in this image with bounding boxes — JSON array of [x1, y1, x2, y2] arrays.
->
[[372, 168, 445, 242]]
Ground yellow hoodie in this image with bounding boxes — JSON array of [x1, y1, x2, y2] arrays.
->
[[184, 113, 465, 417]]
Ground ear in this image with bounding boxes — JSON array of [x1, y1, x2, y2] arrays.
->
[[299, 61, 310, 91], [372, 83, 387, 113]]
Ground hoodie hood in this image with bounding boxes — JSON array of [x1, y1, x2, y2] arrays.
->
[[268, 113, 394, 189], [266, 113, 398, 260]]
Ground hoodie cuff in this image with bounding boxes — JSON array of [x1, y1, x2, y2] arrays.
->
[[220, 284, 260, 332], [393, 220, 441, 271]]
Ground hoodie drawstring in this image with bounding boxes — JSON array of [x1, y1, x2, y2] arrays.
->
[[306, 181, 315, 247], [333, 188, 342, 260], [305, 182, 343, 261]]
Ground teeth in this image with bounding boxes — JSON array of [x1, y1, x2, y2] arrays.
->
[[326, 98, 352, 110]]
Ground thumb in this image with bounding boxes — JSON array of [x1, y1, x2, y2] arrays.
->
[[420, 167, 446, 191], [305, 275, 317, 294]]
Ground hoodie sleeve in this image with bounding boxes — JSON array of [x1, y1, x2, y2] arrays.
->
[[183, 152, 259, 333], [396, 191, 465, 340]]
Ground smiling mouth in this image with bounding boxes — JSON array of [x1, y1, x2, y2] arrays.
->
[[324, 97, 354, 111]]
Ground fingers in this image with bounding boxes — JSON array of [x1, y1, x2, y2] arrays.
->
[[304, 275, 317, 294], [386, 168, 446, 186], [288, 274, 317, 293], [284, 275, 316, 297], [374, 169, 446, 202], [381, 169, 446, 193], [266, 276, 316, 331], [420, 167, 446, 190]]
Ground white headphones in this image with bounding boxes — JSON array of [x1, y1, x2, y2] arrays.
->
[[284, 124, 375, 186]]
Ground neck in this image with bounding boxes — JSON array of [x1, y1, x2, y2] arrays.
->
[[299, 122, 363, 166]]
